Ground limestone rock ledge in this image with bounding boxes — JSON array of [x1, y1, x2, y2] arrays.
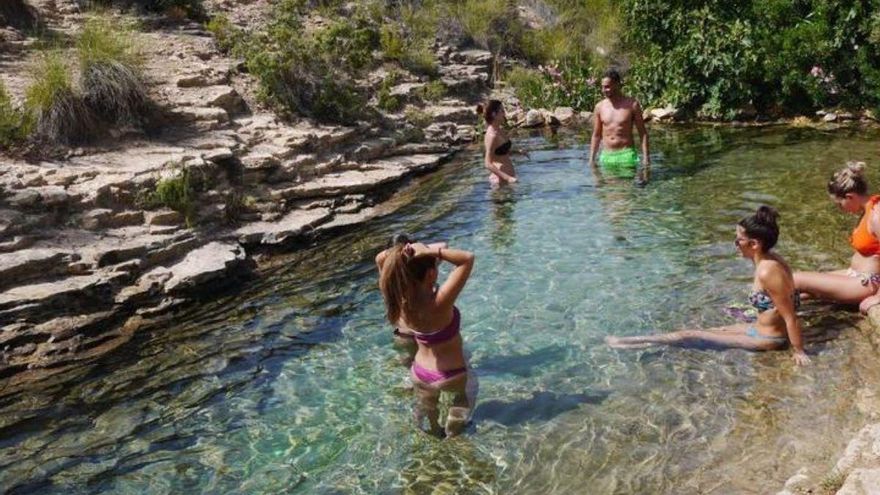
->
[[777, 308, 880, 495]]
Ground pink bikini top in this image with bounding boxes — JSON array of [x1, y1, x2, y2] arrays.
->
[[407, 307, 461, 345]]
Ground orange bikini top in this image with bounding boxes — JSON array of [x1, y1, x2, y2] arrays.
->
[[851, 195, 880, 256]]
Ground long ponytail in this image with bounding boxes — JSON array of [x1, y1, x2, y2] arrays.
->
[[379, 245, 436, 324]]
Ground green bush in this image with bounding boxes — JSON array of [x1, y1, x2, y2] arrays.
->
[[404, 106, 432, 128], [0, 80, 25, 149], [24, 52, 94, 145], [401, 47, 438, 77], [237, 0, 375, 124], [77, 14, 148, 126], [380, 25, 406, 61], [316, 18, 379, 72], [414, 80, 446, 103], [377, 73, 403, 112], [506, 62, 601, 111], [205, 15, 241, 53], [622, 0, 880, 117], [447, 0, 525, 56], [141, 167, 196, 223]]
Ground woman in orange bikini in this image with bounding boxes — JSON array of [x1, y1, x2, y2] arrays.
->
[[794, 162, 880, 312], [375, 238, 477, 437]]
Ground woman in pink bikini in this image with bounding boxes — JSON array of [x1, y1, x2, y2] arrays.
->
[[376, 239, 476, 437]]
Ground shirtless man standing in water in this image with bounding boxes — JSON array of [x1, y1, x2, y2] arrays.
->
[[587, 68, 651, 182]]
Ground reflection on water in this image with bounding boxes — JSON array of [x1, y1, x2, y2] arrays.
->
[[489, 188, 516, 251], [2, 127, 880, 494]]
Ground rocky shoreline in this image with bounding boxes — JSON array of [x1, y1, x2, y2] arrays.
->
[[4, 4, 880, 492]]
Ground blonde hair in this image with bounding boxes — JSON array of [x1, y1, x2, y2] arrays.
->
[[379, 245, 436, 324], [828, 161, 868, 197]]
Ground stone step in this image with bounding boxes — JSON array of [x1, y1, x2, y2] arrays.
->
[[234, 208, 333, 246], [0, 271, 128, 325], [0, 248, 80, 291], [269, 152, 449, 201]]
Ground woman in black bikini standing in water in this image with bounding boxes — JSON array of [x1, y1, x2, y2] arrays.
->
[[606, 206, 811, 365], [376, 239, 477, 436], [479, 100, 523, 187]]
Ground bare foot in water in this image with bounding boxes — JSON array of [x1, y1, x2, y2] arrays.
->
[[604, 336, 653, 349]]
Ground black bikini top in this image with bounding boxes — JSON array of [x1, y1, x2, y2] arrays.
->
[[495, 140, 512, 156]]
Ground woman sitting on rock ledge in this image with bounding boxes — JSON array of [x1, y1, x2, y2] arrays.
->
[[795, 162, 880, 313], [606, 206, 811, 366], [479, 100, 523, 187], [376, 238, 477, 437]]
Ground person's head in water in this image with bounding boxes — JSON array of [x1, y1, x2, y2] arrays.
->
[[476, 100, 505, 126], [827, 161, 869, 214], [735, 205, 779, 257], [601, 68, 622, 99], [379, 244, 439, 324]]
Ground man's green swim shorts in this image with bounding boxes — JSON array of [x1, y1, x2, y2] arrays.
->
[[598, 147, 640, 178]]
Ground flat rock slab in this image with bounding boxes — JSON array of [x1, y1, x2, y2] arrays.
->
[[164, 242, 249, 293], [0, 248, 78, 289], [272, 153, 448, 200], [234, 208, 332, 245], [837, 468, 880, 495]]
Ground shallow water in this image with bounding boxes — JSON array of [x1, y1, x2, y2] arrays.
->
[[3, 126, 880, 494]]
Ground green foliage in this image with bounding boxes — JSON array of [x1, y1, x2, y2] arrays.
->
[[142, 167, 196, 223], [401, 47, 438, 77], [377, 73, 403, 112], [316, 18, 380, 72], [506, 62, 601, 111], [77, 14, 148, 126], [404, 106, 432, 128], [447, 0, 525, 56], [24, 52, 94, 145], [415, 80, 447, 103], [237, 0, 375, 124], [0, 80, 25, 149], [819, 470, 846, 493], [622, 0, 880, 117], [380, 25, 406, 60], [205, 15, 241, 53]]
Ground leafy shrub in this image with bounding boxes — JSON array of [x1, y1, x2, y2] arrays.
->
[[380, 25, 406, 61], [316, 18, 380, 72], [0, 80, 25, 149], [377, 74, 403, 112], [446, 0, 526, 56], [404, 106, 432, 128], [24, 52, 94, 145], [77, 14, 148, 126], [205, 15, 241, 53], [506, 62, 602, 111], [401, 47, 438, 77], [622, 0, 880, 117], [414, 80, 447, 103], [141, 167, 196, 223], [238, 0, 374, 124]]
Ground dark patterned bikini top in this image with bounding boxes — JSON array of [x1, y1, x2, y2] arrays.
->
[[748, 290, 801, 313], [495, 140, 512, 156]]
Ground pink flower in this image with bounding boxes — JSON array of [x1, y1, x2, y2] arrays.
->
[[587, 77, 596, 86], [810, 65, 824, 78]]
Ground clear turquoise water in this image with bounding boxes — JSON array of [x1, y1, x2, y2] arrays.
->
[[3, 126, 880, 494]]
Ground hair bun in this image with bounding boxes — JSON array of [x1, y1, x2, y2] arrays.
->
[[475, 104, 484, 116], [847, 160, 867, 175], [755, 205, 779, 225]]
